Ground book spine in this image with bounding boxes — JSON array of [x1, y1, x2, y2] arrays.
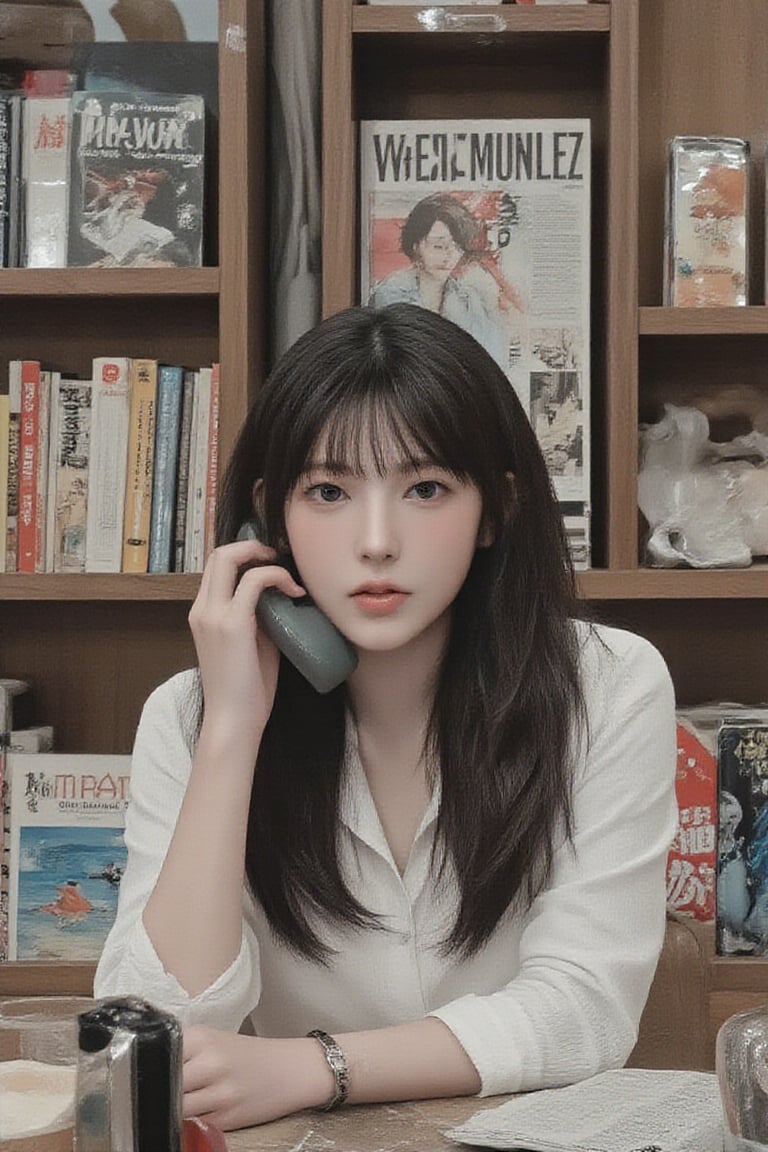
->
[[202, 362, 220, 562], [53, 379, 92, 573], [172, 368, 196, 572], [22, 96, 71, 268], [184, 366, 211, 573], [34, 369, 51, 572], [7, 95, 23, 268], [16, 359, 41, 573], [0, 679, 31, 963], [0, 97, 10, 267], [182, 370, 201, 573], [44, 371, 60, 571], [5, 363, 21, 571], [122, 358, 158, 573], [85, 357, 131, 573], [0, 395, 8, 573], [148, 364, 184, 574]]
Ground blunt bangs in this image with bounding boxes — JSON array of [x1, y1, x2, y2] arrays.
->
[[249, 305, 527, 543]]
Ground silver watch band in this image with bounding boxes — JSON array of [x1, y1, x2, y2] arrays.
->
[[306, 1028, 350, 1110]]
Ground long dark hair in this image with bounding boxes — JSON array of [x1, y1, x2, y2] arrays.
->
[[216, 303, 586, 963]]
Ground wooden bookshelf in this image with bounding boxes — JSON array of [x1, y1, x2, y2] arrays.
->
[[0, 0, 264, 997], [319, 0, 768, 1067]]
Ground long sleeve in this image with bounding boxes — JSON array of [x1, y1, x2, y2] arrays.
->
[[429, 628, 678, 1096], [93, 670, 262, 1031]]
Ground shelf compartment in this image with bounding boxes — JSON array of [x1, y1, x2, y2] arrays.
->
[[0, 962, 96, 997], [640, 307, 768, 336], [4, 569, 768, 603], [352, 4, 610, 35], [0, 574, 202, 601], [0, 268, 219, 298]]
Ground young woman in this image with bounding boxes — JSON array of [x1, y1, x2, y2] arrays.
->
[[95, 303, 677, 1132]]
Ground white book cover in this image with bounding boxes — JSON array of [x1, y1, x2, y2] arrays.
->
[[360, 118, 591, 557], [7, 751, 130, 961], [52, 378, 92, 573], [184, 365, 211, 573], [23, 96, 72, 267], [0, 394, 8, 574], [85, 357, 131, 573]]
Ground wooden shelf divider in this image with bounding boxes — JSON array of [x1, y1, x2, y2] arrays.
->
[[0, 268, 219, 297], [640, 306, 768, 336], [352, 3, 610, 35]]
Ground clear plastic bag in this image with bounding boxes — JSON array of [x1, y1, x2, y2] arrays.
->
[[638, 404, 768, 568]]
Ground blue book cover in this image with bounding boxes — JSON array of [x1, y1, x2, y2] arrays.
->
[[149, 363, 184, 573]]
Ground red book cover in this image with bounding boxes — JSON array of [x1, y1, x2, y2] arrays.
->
[[667, 717, 717, 921], [16, 360, 41, 574]]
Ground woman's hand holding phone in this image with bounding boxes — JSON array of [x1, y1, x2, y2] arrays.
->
[[188, 539, 305, 744]]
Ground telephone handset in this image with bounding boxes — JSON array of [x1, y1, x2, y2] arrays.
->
[[236, 519, 358, 694]]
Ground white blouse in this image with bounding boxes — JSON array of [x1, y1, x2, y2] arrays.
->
[[94, 621, 677, 1097]]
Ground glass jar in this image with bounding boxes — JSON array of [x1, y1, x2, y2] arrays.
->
[[717, 1004, 768, 1150]]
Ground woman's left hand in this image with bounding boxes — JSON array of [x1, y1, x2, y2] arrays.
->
[[182, 1026, 333, 1131]]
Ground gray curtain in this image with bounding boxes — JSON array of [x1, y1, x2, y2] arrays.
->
[[268, 0, 322, 363]]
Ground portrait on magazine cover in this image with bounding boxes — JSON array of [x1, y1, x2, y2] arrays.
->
[[366, 189, 526, 374]]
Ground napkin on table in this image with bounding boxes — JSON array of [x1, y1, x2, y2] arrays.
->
[[445, 1068, 724, 1152]]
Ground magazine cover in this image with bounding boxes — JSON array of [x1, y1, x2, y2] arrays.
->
[[67, 89, 205, 267], [6, 751, 130, 961], [360, 119, 591, 565], [717, 717, 768, 955], [667, 710, 718, 922]]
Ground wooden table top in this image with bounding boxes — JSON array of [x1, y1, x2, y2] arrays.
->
[[226, 1094, 515, 1152]]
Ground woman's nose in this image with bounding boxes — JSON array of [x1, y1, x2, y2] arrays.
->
[[356, 502, 399, 562]]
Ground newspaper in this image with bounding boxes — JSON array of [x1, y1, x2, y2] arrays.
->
[[360, 118, 591, 567], [445, 1069, 724, 1152]]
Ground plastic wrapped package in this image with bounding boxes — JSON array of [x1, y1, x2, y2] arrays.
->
[[638, 404, 768, 568]]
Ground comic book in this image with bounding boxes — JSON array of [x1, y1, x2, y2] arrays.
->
[[360, 119, 591, 565], [6, 751, 130, 961], [67, 90, 205, 268], [717, 714, 768, 955]]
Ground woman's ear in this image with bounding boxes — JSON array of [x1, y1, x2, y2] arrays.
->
[[477, 472, 516, 548]]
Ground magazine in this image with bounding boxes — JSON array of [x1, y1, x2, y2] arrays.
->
[[67, 90, 205, 268], [6, 751, 130, 961], [360, 118, 591, 566], [716, 714, 768, 955]]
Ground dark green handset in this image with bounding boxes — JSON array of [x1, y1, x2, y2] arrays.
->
[[236, 519, 358, 694]]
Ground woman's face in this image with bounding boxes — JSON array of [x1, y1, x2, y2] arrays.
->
[[282, 421, 484, 656], [415, 220, 463, 280]]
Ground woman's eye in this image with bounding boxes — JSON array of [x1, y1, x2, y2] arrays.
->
[[409, 480, 443, 500], [309, 483, 344, 503]]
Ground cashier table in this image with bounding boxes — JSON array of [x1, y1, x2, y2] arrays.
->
[[226, 1094, 512, 1152]]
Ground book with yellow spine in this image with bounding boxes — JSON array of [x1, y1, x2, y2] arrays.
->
[[121, 358, 157, 572]]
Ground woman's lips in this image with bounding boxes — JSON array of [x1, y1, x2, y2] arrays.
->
[[351, 590, 409, 616]]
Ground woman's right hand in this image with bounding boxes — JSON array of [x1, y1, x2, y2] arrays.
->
[[188, 539, 305, 743]]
